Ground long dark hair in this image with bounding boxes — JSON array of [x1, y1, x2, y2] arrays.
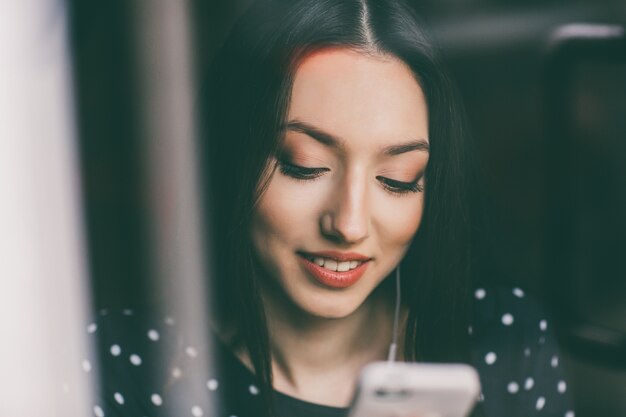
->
[[203, 0, 474, 413]]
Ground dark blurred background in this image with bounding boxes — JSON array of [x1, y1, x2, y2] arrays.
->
[[68, 0, 626, 416]]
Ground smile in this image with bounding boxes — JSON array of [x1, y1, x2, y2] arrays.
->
[[297, 251, 371, 288], [305, 256, 363, 272]]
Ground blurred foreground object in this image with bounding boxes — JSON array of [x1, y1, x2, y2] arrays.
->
[[0, 0, 96, 416], [132, 0, 214, 413]]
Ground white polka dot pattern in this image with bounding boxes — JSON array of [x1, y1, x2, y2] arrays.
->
[[110, 344, 121, 356], [93, 405, 104, 417], [81, 289, 575, 417], [151, 394, 163, 406], [186, 347, 198, 358], [207, 378, 218, 391], [84, 310, 263, 416], [507, 382, 519, 394], [147, 329, 159, 341], [114, 392, 124, 405], [551, 355, 559, 368], [468, 287, 574, 417], [501, 313, 514, 326], [536, 396, 546, 410]]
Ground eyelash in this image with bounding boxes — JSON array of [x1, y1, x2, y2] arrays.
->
[[277, 160, 423, 195], [376, 176, 424, 195], [277, 160, 329, 181]]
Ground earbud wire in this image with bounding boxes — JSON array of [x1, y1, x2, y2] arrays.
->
[[387, 266, 401, 362]]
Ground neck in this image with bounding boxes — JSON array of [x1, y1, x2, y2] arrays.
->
[[262, 282, 400, 407]]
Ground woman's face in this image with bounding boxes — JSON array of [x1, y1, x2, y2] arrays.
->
[[251, 48, 429, 319]]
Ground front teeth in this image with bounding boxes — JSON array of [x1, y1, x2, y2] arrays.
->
[[325, 259, 338, 271], [337, 261, 350, 272], [310, 257, 362, 271]]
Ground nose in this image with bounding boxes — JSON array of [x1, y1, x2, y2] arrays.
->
[[321, 173, 369, 244]]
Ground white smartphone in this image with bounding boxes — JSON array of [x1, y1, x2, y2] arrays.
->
[[348, 362, 481, 417]]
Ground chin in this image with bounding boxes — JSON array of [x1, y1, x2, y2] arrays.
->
[[311, 307, 356, 320], [297, 292, 365, 320]]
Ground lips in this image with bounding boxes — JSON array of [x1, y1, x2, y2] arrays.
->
[[297, 251, 371, 288]]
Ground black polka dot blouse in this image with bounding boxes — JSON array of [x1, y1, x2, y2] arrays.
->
[[75, 286, 575, 417]]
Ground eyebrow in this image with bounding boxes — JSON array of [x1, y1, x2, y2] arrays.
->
[[383, 140, 430, 156], [285, 120, 429, 155]]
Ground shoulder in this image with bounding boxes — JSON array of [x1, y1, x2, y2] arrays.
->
[[470, 285, 549, 342], [83, 309, 264, 417], [469, 285, 575, 417]]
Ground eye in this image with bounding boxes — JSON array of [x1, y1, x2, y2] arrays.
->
[[277, 159, 329, 181], [376, 176, 424, 195]]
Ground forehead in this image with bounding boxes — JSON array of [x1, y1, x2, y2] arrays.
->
[[288, 48, 429, 149]]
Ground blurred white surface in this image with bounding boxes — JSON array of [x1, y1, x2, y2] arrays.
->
[[0, 1, 95, 416]]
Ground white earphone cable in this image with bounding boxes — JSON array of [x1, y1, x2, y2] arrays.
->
[[387, 266, 401, 362]]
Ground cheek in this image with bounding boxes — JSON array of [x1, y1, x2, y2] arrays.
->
[[376, 195, 424, 246], [251, 175, 325, 252]]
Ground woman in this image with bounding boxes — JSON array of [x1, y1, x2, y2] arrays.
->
[[206, 0, 472, 409], [86, 0, 574, 416]]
